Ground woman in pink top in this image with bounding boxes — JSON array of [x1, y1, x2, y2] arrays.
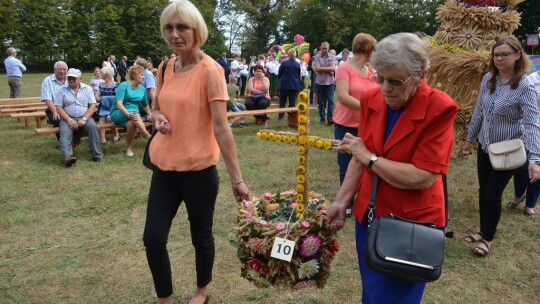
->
[[244, 64, 271, 126], [144, 1, 250, 304], [334, 33, 378, 215]]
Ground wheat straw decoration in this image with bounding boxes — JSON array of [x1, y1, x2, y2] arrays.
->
[[427, 0, 525, 151]]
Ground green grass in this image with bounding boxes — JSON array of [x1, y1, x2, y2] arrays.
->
[[0, 74, 539, 303]]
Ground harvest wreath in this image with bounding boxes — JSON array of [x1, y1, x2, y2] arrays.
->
[[232, 191, 339, 289], [231, 91, 340, 289]]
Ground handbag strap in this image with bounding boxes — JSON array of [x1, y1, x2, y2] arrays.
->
[[367, 174, 379, 227]]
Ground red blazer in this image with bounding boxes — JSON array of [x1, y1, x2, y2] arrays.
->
[[352, 81, 458, 228]]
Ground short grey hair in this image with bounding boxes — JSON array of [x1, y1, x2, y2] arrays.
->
[[101, 66, 115, 78], [7, 47, 16, 55], [370, 33, 430, 79], [54, 61, 68, 70], [135, 58, 148, 69]]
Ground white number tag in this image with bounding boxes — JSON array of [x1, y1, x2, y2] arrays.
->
[[270, 237, 295, 262]]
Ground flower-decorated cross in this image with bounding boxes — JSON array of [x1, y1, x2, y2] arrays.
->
[[256, 91, 341, 219]]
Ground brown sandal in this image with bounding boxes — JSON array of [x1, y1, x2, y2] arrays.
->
[[473, 239, 491, 257], [464, 232, 483, 244]]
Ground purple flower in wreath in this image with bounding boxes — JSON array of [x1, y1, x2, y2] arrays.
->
[[300, 234, 322, 258]]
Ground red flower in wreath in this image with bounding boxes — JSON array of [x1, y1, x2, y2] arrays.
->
[[329, 239, 340, 259], [248, 258, 269, 275]]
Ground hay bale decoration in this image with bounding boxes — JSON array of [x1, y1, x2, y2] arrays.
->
[[232, 91, 342, 289], [427, 0, 526, 148]]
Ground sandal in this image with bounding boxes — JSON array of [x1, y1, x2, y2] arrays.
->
[[473, 239, 491, 257], [507, 196, 525, 209], [464, 232, 483, 244], [523, 208, 537, 218]]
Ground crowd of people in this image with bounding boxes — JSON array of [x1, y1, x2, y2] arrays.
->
[[4, 0, 540, 302]]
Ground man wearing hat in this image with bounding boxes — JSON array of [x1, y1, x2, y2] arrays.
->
[[54, 68, 103, 167]]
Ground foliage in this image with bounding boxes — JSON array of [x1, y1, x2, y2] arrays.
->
[[514, 1, 540, 54], [231, 0, 292, 56], [281, 0, 444, 53]]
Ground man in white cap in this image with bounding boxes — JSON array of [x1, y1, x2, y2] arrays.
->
[[54, 68, 103, 167]]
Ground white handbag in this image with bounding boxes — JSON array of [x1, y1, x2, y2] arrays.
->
[[488, 139, 526, 171]]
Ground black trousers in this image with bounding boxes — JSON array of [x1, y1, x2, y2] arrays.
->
[[45, 108, 61, 141], [278, 89, 298, 119], [244, 96, 271, 122], [477, 149, 515, 241], [143, 166, 219, 298]]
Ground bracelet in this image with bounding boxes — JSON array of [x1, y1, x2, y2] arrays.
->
[[232, 180, 244, 185], [68, 118, 73, 123]]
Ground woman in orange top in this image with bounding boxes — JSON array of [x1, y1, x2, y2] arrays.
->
[[144, 1, 250, 303]]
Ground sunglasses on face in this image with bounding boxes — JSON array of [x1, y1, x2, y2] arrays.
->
[[374, 75, 413, 87], [492, 51, 517, 59]]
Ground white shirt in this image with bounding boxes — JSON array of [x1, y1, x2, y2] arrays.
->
[[527, 72, 540, 105], [231, 59, 241, 77]]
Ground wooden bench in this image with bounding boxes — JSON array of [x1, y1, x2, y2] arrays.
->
[[1, 105, 48, 117], [0, 97, 41, 106], [35, 121, 153, 135], [0, 102, 42, 109], [226, 107, 298, 118], [10, 111, 46, 128]]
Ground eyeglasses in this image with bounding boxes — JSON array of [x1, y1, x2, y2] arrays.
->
[[375, 75, 413, 87], [492, 51, 517, 59]]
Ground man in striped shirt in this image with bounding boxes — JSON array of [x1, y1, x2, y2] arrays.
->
[[41, 61, 68, 141]]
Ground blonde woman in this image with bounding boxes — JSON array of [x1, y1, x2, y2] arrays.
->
[[95, 66, 119, 143], [144, 1, 250, 303]]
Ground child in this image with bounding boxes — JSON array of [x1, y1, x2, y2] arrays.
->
[[227, 76, 247, 127]]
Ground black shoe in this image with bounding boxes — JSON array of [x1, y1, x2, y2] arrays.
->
[[92, 157, 103, 162], [320, 118, 326, 124], [64, 156, 77, 167], [327, 119, 334, 125]]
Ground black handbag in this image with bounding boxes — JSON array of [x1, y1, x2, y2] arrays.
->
[[142, 130, 158, 170], [365, 175, 445, 282]]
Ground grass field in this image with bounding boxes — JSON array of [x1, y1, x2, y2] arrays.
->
[[0, 73, 539, 303]]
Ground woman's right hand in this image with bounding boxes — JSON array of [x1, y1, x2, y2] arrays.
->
[[326, 201, 347, 231], [154, 113, 172, 134], [461, 141, 473, 156]]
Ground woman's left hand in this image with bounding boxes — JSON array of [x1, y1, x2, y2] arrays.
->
[[528, 163, 540, 183], [338, 133, 370, 164], [232, 182, 250, 202]]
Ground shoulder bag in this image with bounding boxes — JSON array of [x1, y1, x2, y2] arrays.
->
[[365, 175, 445, 282], [142, 60, 172, 171], [482, 105, 526, 170]]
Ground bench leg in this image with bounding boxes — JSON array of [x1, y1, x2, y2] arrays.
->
[[24, 117, 30, 129]]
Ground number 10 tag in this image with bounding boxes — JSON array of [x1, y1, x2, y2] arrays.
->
[[270, 237, 295, 262]]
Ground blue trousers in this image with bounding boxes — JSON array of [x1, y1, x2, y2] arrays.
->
[[317, 84, 334, 122], [512, 160, 540, 208], [356, 219, 426, 304], [335, 123, 357, 208]]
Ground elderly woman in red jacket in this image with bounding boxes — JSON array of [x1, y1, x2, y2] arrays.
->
[[327, 32, 458, 303]]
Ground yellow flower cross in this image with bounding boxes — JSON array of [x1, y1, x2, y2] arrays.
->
[[257, 91, 341, 218]]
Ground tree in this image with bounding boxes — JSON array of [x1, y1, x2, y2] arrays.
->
[[232, 0, 292, 56], [282, 0, 443, 53], [0, 0, 18, 51], [192, 0, 227, 58], [14, 0, 69, 66], [514, 1, 540, 54]]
